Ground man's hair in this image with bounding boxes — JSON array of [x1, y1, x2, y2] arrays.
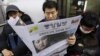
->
[[43, 1, 58, 12], [80, 11, 99, 28]]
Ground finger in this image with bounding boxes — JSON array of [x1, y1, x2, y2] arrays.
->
[[10, 51, 14, 56], [68, 35, 76, 40]]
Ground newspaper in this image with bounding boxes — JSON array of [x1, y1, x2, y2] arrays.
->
[[8, 15, 82, 56]]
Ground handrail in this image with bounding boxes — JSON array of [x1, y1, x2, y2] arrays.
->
[[0, 23, 6, 27]]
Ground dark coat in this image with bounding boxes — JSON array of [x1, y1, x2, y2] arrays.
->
[[67, 26, 99, 56], [0, 14, 33, 56], [95, 25, 100, 56]]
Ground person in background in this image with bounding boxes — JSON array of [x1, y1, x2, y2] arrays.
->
[[67, 11, 100, 56], [0, 5, 33, 56], [95, 15, 100, 56]]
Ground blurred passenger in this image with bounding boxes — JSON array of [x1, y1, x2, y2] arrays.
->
[[67, 11, 99, 56], [0, 5, 33, 56], [95, 17, 100, 56]]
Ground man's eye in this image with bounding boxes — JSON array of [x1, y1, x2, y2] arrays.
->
[[51, 12, 54, 14]]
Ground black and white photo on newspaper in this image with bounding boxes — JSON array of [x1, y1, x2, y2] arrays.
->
[[8, 15, 82, 56]]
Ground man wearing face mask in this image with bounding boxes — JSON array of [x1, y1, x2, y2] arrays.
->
[[0, 5, 33, 56], [66, 11, 99, 56]]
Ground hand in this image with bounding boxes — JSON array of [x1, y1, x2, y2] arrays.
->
[[67, 35, 76, 45], [2, 49, 14, 56]]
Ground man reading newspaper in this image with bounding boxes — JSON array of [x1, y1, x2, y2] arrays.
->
[[39, 1, 76, 56]]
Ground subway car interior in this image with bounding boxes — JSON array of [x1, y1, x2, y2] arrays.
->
[[0, 0, 100, 56]]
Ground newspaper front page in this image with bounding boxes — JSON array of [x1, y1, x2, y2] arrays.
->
[[8, 15, 82, 56]]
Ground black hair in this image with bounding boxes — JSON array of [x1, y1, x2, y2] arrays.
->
[[6, 11, 18, 20], [80, 11, 99, 28], [43, 1, 58, 12], [6, 10, 24, 20]]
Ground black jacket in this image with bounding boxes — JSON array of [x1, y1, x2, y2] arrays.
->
[[0, 14, 33, 56], [67, 26, 99, 56], [95, 25, 100, 56]]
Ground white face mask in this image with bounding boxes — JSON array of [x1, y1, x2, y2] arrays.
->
[[80, 26, 92, 34]]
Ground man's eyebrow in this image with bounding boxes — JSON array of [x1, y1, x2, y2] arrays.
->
[[50, 10, 55, 12]]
